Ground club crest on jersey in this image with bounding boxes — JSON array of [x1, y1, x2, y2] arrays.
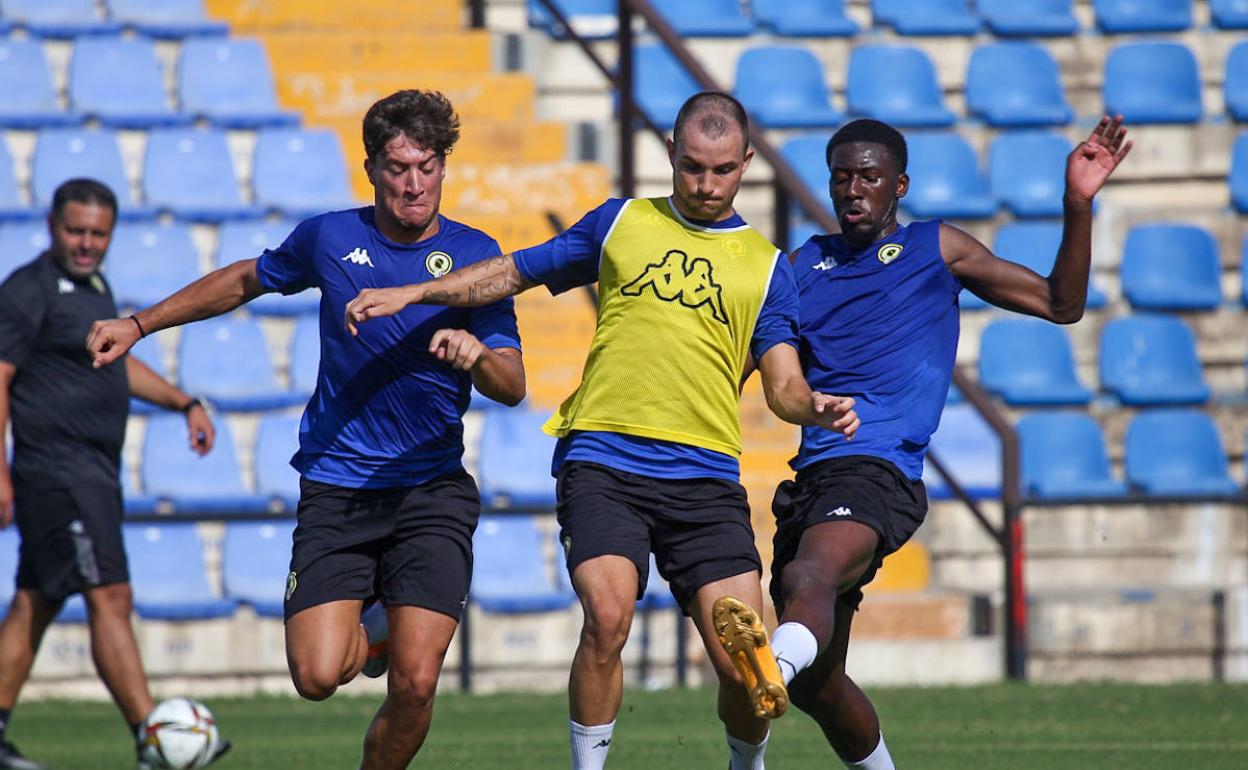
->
[[426, 251, 453, 277], [877, 243, 903, 264], [620, 249, 728, 324]]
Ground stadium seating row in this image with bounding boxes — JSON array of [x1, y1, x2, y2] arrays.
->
[[0, 0, 224, 38], [533, 0, 1248, 39], [0, 126, 355, 221], [929, 405, 1243, 499], [635, 40, 1241, 131], [0, 37, 295, 129]]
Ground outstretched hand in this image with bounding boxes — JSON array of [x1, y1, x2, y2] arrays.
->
[[344, 286, 416, 336], [812, 393, 859, 440], [1066, 115, 1133, 204]]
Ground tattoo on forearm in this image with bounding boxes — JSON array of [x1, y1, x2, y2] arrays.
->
[[423, 290, 462, 304], [467, 274, 522, 305]]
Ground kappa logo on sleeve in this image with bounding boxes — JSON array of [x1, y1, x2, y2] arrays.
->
[[620, 249, 727, 324]]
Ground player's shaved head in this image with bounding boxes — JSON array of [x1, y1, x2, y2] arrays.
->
[[673, 92, 750, 151], [363, 90, 461, 161], [827, 119, 907, 174]]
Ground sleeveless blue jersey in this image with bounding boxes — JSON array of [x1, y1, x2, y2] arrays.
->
[[792, 219, 960, 480]]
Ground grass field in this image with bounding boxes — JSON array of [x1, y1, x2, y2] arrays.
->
[[9, 683, 1248, 769]]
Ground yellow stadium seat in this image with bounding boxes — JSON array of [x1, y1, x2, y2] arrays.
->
[[866, 541, 932, 593], [262, 33, 490, 78], [204, 0, 462, 31], [441, 163, 611, 219]]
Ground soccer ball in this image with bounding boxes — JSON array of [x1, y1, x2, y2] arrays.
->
[[138, 698, 221, 769]]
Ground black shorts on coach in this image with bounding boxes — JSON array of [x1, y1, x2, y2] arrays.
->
[[556, 461, 762, 613], [14, 482, 129, 604], [284, 469, 480, 621], [771, 455, 927, 613]]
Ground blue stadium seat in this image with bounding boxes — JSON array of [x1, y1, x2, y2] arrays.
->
[[471, 515, 576, 613], [55, 595, 88, 623], [0, 39, 79, 128], [0, 222, 50, 279], [779, 136, 835, 219], [1099, 314, 1209, 405], [752, 0, 857, 36], [31, 128, 150, 219], [1226, 42, 1248, 121], [1212, 0, 1248, 28], [528, 0, 617, 39], [215, 219, 319, 315], [180, 39, 299, 128], [290, 315, 320, 398], [142, 413, 269, 515], [978, 0, 1079, 36], [978, 318, 1091, 406], [127, 330, 170, 416], [967, 44, 1072, 128], [631, 44, 700, 131], [1242, 234, 1248, 305], [1234, 134, 1248, 213], [69, 37, 190, 129], [0, 526, 17, 609], [253, 129, 356, 218], [144, 128, 253, 221], [1125, 410, 1239, 496], [653, 0, 754, 37], [988, 132, 1071, 218], [1120, 224, 1222, 311], [0, 141, 30, 222], [902, 133, 996, 220], [105, 222, 201, 310], [1094, 0, 1191, 32], [254, 413, 301, 512], [179, 317, 303, 411], [122, 523, 237, 619], [1017, 412, 1127, 498], [735, 46, 842, 129], [846, 46, 954, 127], [1104, 42, 1202, 124], [872, 0, 979, 35], [992, 222, 1108, 308], [924, 405, 1001, 500], [121, 453, 158, 516], [477, 409, 558, 509], [0, 0, 120, 37], [109, 0, 228, 38], [221, 521, 296, 617]]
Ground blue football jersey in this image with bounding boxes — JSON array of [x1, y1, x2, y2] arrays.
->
[[256, 207, 521, 489], [792, 219, 960, 480]]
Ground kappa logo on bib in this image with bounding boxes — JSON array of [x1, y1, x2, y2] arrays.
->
[[620, 248, 728, 324], [877, 243, 903, 265]]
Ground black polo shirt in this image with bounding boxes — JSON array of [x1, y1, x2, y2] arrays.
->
[[0, 252, 129, 490]]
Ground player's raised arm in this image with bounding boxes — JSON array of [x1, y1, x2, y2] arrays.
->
[[344, 253, 534, 335], [944, 114, 1132, 323], [86, 258, 267, 368], [756, 343, 859, 439]]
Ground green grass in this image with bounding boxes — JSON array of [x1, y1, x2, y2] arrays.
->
[[9, 683, 1248, 769]]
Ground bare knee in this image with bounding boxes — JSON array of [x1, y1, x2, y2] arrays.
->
[[580, 600, 633, 662], [387, 668, 439, 713], [84, 583, 134, 618], [781, 558, 846, 606], [289, 659, 341, 701]]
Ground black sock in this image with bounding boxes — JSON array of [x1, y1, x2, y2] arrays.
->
[[0, 707, 11, 744], [129, 721, 142, 744]]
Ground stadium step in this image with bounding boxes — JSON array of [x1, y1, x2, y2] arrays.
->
[[204, 0, 464, 32], [261, 32, 492, 78]]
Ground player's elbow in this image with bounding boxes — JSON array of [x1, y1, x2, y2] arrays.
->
[[1048, 302, 1085, 325]]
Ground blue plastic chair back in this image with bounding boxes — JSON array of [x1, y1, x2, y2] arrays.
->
[[105, 222, 201, 310], [632, 44, 700, 130], [1212, 0, 1248, 27], [0, 39, 74, 128], [0, 527, 18, 607], [253, 129, 354, 217], [216, 219, 317, 314], [0, 223, 49, 279], [128, 330, 168, 378], [1125, 410, 1239, 495], [1120, 224, 1221, 311], [122, 523, 236, 619], [1226, 42, 1248, 121], [979, 318, 1090, 406], [925, 405, 1001, 499], [141, 413, 253, 503], [144, 128, 248, 220], [988, 131, 1071, 218], [290, 315, 320, 397], [735, 46, 841, 128], [0, 140, 26, 219], [992, 222, 1107, 308], [779, 136, 834, 218], [254, 413, 301, 508], [1104, 42, 1202, 124], [903, 133, 996, 219], [0, 0, 119, 36], [109, 0, 226, 37], [69, 37, 182, 127], [847, 45, 954, 126], [478, 409, 559, 508], [180, 38, 293, 127], [1094, 0, 1191, 32], [1234, 134, 1248, 214], [753, 0, 857, 36], [967, 43, 1072, 127], [472, 515, 575, 612], [978, 0, 1078, 36], [221, 521, 295, 614], [527, 0, 617, 39], [1017, 412, 1125, 498], [32, 129, 134, 212], [872, 0, 979, 35], [1099, 314, 1208, 405], [652, 0, 754, 36], [178, 317, 293, 410]]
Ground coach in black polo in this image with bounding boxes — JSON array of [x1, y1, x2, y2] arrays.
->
[[0, 179, 225, 770]]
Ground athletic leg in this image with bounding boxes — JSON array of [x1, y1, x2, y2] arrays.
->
[[360, 605, 457, 770], [690, 571, 771, 744], [0, 589, 61, 711], [83, 582, 154, 726], [285, 599, 369, 701]]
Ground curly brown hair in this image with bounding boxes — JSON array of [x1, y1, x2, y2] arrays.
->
[[362, 90, 461, 161]]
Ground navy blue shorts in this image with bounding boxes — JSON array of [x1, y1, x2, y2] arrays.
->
[[771, 456, 927, 613], [284, 469, 480, 621], [556, 461, 762, 613], [14, 483, 129, 604]]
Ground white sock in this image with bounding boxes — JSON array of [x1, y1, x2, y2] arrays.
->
[[846, 732, 895, 770], [569, 719, 615, 770], [361, 603, 388, 645], [727, 729, 768, 770], [770, 622, 819, 685]]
